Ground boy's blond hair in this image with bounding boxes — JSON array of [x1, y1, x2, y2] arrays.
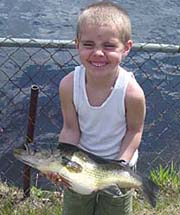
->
[[76, 1, 132, 44]]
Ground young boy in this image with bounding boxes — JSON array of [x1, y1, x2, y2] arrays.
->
[[49, 1, 146, 215]]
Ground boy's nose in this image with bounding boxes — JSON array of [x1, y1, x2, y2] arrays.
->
[[93, 47, 104, 56]]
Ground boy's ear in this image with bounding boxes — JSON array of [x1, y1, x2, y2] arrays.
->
[[123, 40, 133, 56], [75, 38, 79, 49]]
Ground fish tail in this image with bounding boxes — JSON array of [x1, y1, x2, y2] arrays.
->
[[142, 177, 159, 207]]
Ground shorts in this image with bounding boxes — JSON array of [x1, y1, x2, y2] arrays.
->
[[62, 187, 133, 215]]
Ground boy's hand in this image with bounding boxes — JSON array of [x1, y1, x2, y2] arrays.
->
[[45, 172, 71, 188]]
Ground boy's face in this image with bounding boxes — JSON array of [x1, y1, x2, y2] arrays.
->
[[76, 23, 132, 77]]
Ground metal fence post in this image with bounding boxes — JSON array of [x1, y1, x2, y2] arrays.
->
[[23, 85, 39, 198]]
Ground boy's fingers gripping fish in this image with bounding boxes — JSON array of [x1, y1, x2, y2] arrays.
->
[[14, 142, 159, 207]]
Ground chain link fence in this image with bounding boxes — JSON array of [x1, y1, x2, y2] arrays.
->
[[0, 37, 179, 191]]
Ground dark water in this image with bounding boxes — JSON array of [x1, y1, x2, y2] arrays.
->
[[0, 0, 179, 186], [0, 0, 180, 44]]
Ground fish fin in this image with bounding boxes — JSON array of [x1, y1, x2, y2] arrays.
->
[[142, 178, 159, 207], [58, 142, 112, 165], [103, 185, 123, 196]]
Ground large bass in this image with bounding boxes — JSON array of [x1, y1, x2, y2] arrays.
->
[[14, 142, 159, 207]]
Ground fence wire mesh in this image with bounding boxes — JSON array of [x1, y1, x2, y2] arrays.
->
[[0, 38, 179, 211]]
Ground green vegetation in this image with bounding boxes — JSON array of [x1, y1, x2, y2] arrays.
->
[[0, 183, 62, 215], [150, 162, 180, 195], [0, 162, 179, 215], [134, 162, 180, 215]]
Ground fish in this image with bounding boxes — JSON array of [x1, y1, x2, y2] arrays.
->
[[14, 142, 159, 207]]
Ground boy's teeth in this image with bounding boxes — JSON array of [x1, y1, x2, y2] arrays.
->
[[92, 62, 106, 67]]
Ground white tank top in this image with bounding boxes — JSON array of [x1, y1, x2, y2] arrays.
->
[[73, 65, 138, 166]]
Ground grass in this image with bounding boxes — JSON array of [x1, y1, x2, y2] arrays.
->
[[0, 162, 179, 215], [0, 183, 63, 215], [150, 162, 180, 195], [133, 162, 180, 215]]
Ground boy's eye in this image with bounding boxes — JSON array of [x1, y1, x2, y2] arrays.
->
[[82, 43, 94, 48], [103, 44, 116, 49]]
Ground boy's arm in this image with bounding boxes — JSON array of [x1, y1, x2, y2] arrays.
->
[[119, 78, 146, 163], [45, 72, 80, 185], [58, 72, 80, 145]]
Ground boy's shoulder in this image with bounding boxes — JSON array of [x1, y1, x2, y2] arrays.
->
[[60, 65, 84, 91], [59, 71, 74, 95], [60, 71, 74, 86], [125, 72, 145, 102]]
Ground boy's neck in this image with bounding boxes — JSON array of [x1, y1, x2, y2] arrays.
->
[[85, 67, 121, 90]]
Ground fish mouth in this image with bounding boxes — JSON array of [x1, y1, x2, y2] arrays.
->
[[14, 152, 37, 168], [13, 148, 26, 159], [13, 146, 40, 169]]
